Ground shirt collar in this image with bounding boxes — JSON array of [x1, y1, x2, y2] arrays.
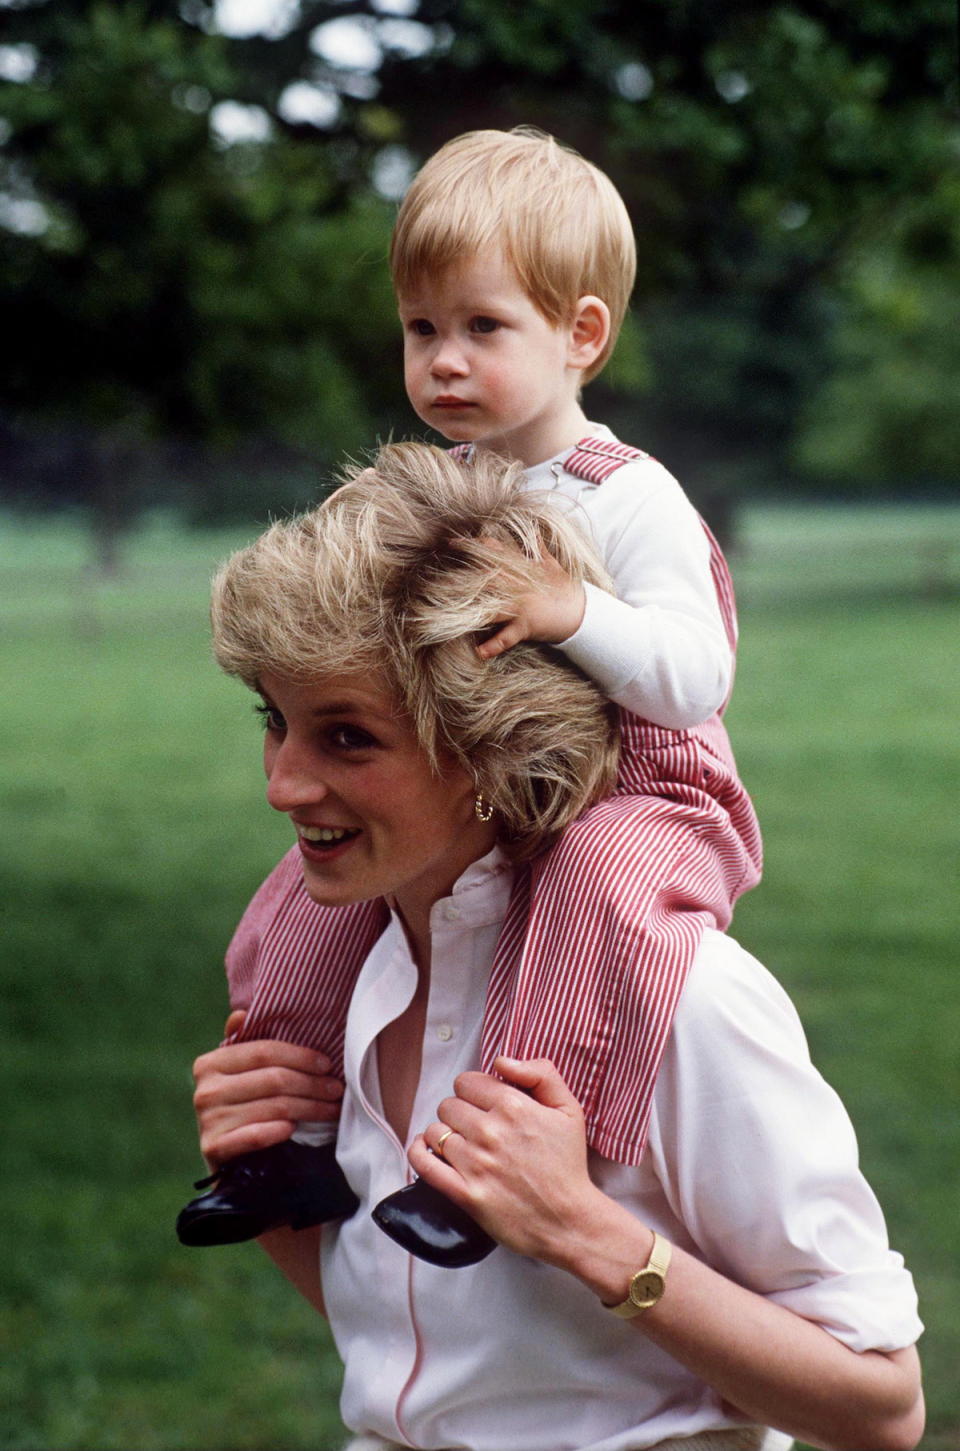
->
[[384, 846, 514, 935]]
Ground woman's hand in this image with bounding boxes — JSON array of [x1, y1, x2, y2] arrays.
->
[[192, 1011, 344, 1168], [409, 1056, 924, 1450], [407, 1055, 607, 1265]]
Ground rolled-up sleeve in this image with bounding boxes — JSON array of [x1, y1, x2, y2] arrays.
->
[[645, 932, 923, 1353]]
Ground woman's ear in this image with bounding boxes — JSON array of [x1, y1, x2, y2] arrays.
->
[[568, 296, 611, 372]]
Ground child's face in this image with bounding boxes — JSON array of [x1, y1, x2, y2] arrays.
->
[[398, 246, 589, 467]]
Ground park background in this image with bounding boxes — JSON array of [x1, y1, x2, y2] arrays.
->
[[1, 2, 958, 1448]]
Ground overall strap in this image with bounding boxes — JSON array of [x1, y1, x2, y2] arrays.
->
[[562, 435, 652, 483], [450, 437, 648, 477]]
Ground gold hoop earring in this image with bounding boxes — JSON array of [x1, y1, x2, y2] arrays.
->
[[474, 792, 494, 823]]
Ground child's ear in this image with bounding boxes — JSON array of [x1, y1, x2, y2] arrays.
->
[[568, 296, 610, 371]]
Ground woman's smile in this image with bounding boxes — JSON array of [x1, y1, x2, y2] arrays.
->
[[295, 823, 362, 860], [258, 670, 497, 930]]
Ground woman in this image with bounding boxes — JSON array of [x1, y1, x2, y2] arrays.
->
[[191, 444, 923, 1451]]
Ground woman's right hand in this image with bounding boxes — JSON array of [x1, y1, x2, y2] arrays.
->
[[192, 1011, 344, 1168]]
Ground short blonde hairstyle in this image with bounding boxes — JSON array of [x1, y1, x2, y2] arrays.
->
[[212, 442, 619, 861], [390, 127, 636, 383]]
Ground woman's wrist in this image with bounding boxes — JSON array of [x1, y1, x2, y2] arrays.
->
[[545, 1186, 657, 1307]]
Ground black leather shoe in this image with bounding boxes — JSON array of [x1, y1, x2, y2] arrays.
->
[[176, 1140, 358, 1247], [372, 1178, 496, 1268]]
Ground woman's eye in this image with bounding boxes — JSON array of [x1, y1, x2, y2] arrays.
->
[[471, 315, 500, 334], [330, 724, 378, 751], [255, 704, 285, 733]]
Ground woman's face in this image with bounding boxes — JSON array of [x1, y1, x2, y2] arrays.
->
[[258, 671, 495, 923]]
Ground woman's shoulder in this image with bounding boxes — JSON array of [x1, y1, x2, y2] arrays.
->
[[672, 929, 810, 1063]]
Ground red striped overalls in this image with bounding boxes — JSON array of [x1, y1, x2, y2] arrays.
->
[[223, 438, 761, 1165]]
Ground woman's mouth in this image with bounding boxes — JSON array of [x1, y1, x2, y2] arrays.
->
[[297, 825, 361, 857]]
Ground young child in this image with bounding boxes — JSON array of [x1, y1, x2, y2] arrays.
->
[[177, 127, 762, 1264]]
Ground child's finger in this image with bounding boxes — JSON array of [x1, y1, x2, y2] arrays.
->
[[476, 619, 528, 658]]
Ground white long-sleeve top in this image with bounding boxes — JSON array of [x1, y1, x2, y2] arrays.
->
[[523, 427, 733, 730], [321, 850, 922, 1451]]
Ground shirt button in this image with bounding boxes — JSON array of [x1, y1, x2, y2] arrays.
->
[[443, 904, 461, 922], [436, 1024, 454, 1042]]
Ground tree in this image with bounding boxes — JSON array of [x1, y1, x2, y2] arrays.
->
[[1, 0, 957, 546], [365, 0, 958, 495], [0, 1, 399, 555], [795, 174, 960, 493]]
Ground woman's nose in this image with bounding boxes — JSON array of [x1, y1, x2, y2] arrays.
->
[[265, 737, 327, 814]]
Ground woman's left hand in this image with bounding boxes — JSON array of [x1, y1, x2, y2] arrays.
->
[[407, 1056, 607, 1265]]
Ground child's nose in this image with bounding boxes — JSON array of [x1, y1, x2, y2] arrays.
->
[[430, 337, 468, 378]]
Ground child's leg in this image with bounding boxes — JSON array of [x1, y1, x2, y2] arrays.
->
[[481, 717, 761, 1164], [374, 723, 762, 1264]]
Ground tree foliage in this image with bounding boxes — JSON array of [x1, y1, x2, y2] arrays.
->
[[0, 0, 957, 536], [0, 0, 399, 531]]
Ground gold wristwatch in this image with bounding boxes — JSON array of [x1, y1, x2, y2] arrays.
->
[[605, 1232, 672, 1318]]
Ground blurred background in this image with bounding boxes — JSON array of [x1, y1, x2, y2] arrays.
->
[[1, 2, 957, 1448]]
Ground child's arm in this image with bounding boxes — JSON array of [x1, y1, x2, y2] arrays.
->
[[481, 460, 733, 731], [475, 542, 588, 655], [190, 1019, 337, 1315]]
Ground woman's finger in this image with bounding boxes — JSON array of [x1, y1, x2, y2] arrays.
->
[[193, 1038, 332, 1083], [195, 1086, 341, 1127], [493, 1056, 582, 1115], [223, 1009, 247, 1039], [200, 1118, 297, 1166], [408, 1132, 472, 1202], [194, 1063, 342, 1109]]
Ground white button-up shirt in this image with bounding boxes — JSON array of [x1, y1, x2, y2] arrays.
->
[[321, 852, 921, 1451]]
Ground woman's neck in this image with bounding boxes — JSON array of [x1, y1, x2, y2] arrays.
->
[[390, 822, 498, 968]]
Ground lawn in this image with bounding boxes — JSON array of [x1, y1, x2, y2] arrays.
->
[[1, 501, 957, 1450]]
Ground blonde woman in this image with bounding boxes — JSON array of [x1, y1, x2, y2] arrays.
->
[[187, 444, 923, 1451]]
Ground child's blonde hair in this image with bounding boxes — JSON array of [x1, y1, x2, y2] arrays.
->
[[390, 127, 636, 383], [211, 442, 619, 861]]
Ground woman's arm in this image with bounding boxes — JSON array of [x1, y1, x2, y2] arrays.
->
[[190, 1021, 342, 1317], [257, 1225, 326, 1318], [407, 1057, 924, 1451]]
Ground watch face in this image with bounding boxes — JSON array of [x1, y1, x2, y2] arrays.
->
[[629, 1270, 665, 1307]]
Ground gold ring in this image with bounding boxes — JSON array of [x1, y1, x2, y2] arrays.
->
[[436, 1128, 454, 1160]]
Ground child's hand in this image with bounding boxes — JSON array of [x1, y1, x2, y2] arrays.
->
[[476, 540, 586, 659]]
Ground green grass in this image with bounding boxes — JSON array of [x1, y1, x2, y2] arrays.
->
[[1, 502, 958, 1450]]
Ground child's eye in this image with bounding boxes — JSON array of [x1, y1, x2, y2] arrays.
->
[[471, 315, 500, 334], [409, 318, 435, 337], [254, 703, 285, 733]]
